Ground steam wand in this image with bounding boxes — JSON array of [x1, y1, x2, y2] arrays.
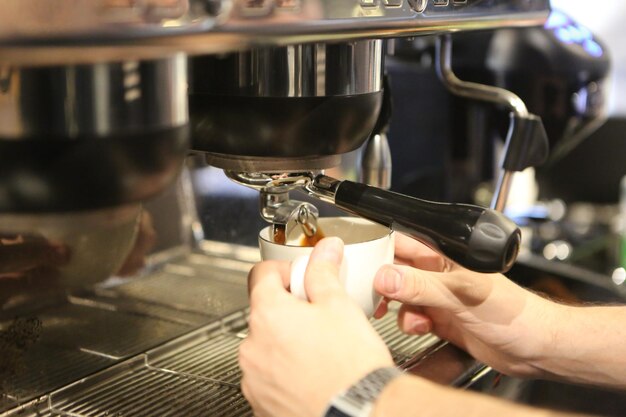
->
[[436, 35, 549, 212]]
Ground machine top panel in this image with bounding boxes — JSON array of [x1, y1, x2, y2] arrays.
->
[[0, 0, 550, 64]]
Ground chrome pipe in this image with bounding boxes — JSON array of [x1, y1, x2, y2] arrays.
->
[[436, 35, 528, 118], [436, 35, 525, 212]]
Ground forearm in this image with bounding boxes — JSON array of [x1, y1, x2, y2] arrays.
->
[[531, 305, 626, 389], [372, 375, 587, 417]]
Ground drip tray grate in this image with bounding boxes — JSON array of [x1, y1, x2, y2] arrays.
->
[[51, 359, 250, 417], [150, 332, 244, 385], [99, 254, 251, 318], [1, 246, 442, 417], [372, 309, 440, 367], [3, 309, 440, 417]]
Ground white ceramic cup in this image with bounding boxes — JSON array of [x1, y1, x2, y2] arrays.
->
[[259, 217, 394, 317]]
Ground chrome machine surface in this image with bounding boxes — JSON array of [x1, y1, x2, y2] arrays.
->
[[0, 0, 549, 64], [0, 0, 551, 415]]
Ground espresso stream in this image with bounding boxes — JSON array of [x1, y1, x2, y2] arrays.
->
[[273, 225, 325, 247]]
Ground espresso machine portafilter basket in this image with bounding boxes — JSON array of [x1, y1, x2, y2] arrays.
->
[[190, 40, 383, 172]]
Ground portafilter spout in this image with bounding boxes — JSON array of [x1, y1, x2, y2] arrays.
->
[[225, 171, 319, 245]]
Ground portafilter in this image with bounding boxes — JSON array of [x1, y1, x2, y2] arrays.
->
[[228, 172, 521, 274]]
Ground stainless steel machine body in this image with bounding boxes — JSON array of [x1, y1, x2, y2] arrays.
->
[[191, 39, 385, 171], [0, 1, 552, 415], [0, 1, 550, 65]]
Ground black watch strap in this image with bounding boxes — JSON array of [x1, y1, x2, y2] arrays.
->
[[323, 367, 403, 417]]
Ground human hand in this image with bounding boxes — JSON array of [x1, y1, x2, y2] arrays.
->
[[240, 238, 393, 417], [0, 234, 70, 278], [0, 234, 70, 308], [373, 234, 562, 378]]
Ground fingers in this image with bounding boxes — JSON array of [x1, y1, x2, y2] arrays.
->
[[248, 261, 292, 307], [374, 265, 452, 309], [304, 237, 346, 304], [373, 298, 389, 319], [0, 238, 70, 275], [394, 234, 448, 273], [248, 238, 347, 309], [398, 304, 433, 335]]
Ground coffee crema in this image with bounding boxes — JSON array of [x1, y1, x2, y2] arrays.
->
[[272, 225, 325, 247]]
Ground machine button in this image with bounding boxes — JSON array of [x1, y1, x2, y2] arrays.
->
[[383, 0, 403, 7], [240, 0, 274, 17], [433, 0, 449, 6], [408, 0, 426, 13], [360, 0, 378, 7], [452, 0, 467, 4]]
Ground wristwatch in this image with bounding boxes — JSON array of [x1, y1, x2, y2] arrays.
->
[[323, 367, 403, 417]]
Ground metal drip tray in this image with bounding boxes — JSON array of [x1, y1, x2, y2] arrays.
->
[[52, 358, 250, 417], [151, 333, 244, 386], [374, 311, 440, 367], [3, 307, 440, 417], [1, 250, 252, 414], [2, 344, 113, 405], [98, 255, 250, 318], [39, 304, 191, 359], [1, 246, 456, 417]]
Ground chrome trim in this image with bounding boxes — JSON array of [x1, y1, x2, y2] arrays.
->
[[0, 1, 550, 65], [304, 174, 342, 205], [436, 35, 528, 118], [361, 133, 393, 189], [492, 171, 515, 212], [436, 35, 529, 212], [206, 153, 342, 171], [224, 171, 315, 191], [0, 55, 188, 138], [191, 40, 383, 97]]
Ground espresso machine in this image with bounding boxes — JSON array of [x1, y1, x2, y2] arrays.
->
[[0, 1, 553, 415]]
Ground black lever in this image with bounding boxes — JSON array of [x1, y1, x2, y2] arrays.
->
[[309, 177, 521, 273]]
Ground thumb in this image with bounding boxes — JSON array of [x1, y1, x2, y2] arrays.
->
[[374, 265, 452, 309], [304, 237, 346, 304]]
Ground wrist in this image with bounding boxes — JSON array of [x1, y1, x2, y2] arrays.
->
[[525, 300, 576, 378], [371, 374, 429, 417], [527, 304, 626, 388], [373, 375, 563, 417], [497, 294, 571, 378]]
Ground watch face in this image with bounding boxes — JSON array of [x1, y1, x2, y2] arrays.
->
[[324, 367, 402, 417]]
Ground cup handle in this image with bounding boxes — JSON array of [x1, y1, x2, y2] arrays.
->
[[290, 255, 351, 302]]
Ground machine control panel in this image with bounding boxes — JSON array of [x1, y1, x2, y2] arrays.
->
[[0, 0, 550, 64], [224, 0, 548, 32]]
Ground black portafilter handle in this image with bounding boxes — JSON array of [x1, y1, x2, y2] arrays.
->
[[310, 177, 521, 273]]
